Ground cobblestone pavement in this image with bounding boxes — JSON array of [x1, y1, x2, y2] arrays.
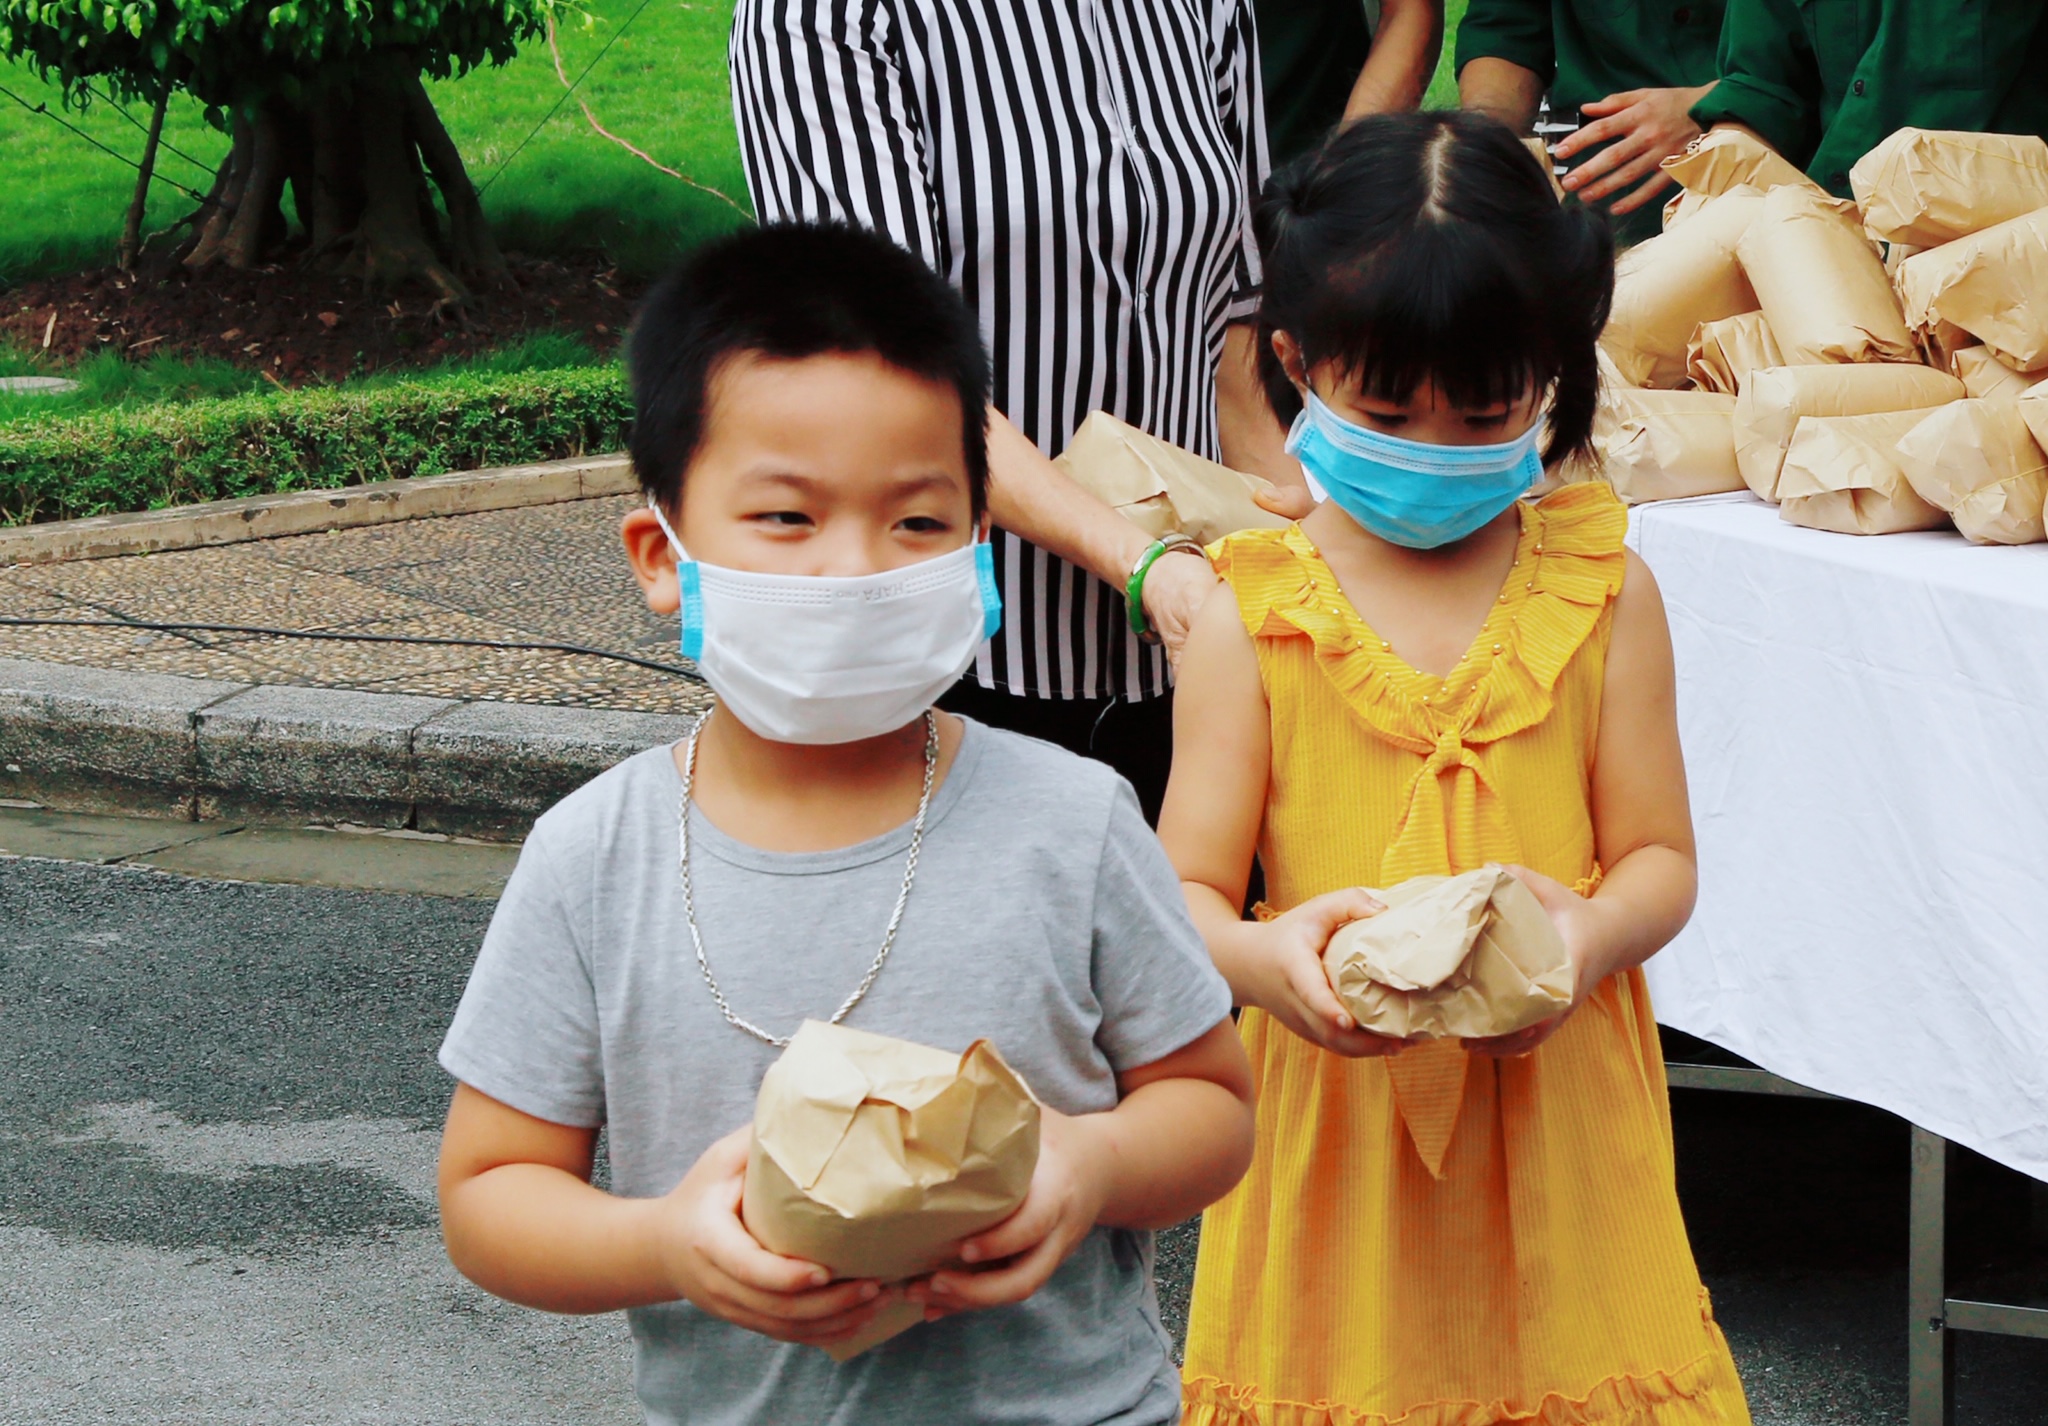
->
[[0, 497, 710, 715]]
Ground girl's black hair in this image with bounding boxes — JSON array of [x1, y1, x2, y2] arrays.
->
[[1255, 111, 1615, 467]]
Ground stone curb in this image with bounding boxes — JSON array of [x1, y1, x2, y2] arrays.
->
[[0, 657, 692, 841], [0, 453, 636, 567]]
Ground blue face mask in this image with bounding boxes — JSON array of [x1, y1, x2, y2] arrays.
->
[[1286, 391, 1544, 550]]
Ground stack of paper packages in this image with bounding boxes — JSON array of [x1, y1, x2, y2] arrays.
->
[[1595, 127, 2048, 542]]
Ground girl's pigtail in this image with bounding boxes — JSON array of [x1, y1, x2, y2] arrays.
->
[[1253, 157, 1318, 427], [1539, 199, 1616, 467]]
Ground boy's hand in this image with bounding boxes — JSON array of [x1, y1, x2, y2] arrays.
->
[[658, 1126, 891, 1347], [1249, 888, 1412, 1058], [907, 1107, 1111, 1320], [1464, 865, 1612, 1059]]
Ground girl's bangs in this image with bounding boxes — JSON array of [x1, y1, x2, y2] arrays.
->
[[1307, 223, 1554, 412]]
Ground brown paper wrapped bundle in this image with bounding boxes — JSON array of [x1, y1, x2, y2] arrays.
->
[[1323, 867, 1573, 1041], [1734, 363, 1964, 501], [1736, 184, 1918, 366], [2022, 382, 2048, 459], [743, 1020, 1040, 1359], [1849, 128, 2048, 248], [1601, 188, 1763, 388], [1053, 410, 1288, 545], [1776, 411, 1951, 535], [1660, 127, 1821, 198], [1954, 345, 2044, 401], [1661, 185, 1713, 232], [1895, 208, 2048, 373], [1896, 399, 2048, 545], [1686, 312, 1785, 395], [1598, 391, 1742, 504]]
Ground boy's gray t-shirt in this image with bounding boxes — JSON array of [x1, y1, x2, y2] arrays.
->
[[439, 718, 1233, 1426]]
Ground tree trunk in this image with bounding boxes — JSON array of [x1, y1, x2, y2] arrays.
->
[[222, 102, 291, 269], [305, 84, 363, 257], [403, 73, 508, 285], [118, 87, 170, 272], [352, 54, 469, 310], [183, 111, 254, 270], [175, 52, 493, 312]]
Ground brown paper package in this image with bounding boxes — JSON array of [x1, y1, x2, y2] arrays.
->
[[1323, 867, 1574, 1041], [1849, 128, 2048, 248], [1953, 345, 2045, 401], [2022, 382, 2048, 460], [1686, 312, 1786, 395], [1661, 185, 1713, 232], [1776, 410, 1951, 535], [1053, 410, 1289, 545], [1896, 398, 2048, 545], [1736, 184, 1918, 366], [1597, 391, 1742, 505], [1895, 207, 2048, 373], [1601, 189, 1762, 388], [1660, 127, 1821, 199], [1733, 364, 1964, 501], [743, 1020, 1040, 1360]]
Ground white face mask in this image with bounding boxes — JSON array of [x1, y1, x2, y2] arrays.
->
[[648, 502, 1002, 745]]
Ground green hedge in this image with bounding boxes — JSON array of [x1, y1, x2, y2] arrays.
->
[[0, 366, 632, 525]]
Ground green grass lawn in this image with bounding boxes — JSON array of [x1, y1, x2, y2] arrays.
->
[[0, 0, 749, 287], [1426, 0, 1470, 109]]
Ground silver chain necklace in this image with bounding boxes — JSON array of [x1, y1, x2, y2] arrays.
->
[[676, 710, 939, 1047]]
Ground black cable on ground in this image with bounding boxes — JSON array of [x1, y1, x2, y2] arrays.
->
[[0, 616, 702, 681]]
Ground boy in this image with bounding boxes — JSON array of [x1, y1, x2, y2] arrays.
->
[[435, 223, 1255, 1425]]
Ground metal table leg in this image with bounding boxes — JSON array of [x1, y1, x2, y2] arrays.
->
[[1908, 1127, 1954, 1426], [1668, 1064, 2048, 1425]]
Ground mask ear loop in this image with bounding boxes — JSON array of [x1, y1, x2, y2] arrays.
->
[[647, 500, 706, 661], [647, 498, 688, 562]]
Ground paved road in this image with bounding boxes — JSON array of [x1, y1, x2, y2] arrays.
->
[[3, 855, 2044, 1424]]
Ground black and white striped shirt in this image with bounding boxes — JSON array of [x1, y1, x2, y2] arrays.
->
[[731, 0, 1269, 700]]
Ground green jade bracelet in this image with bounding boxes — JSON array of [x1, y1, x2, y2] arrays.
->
[[1125, 534, 1207, 641]]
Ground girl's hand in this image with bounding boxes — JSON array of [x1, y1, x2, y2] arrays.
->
[[907, 1107, 1112, 1320], [1463, 865, 1615, 1059], [1246, 887, 1413, 1058], [657, 1126, 892, 1347]]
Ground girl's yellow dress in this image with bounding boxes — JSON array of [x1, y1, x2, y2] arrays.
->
[[1182, 484, 1750, 1426]]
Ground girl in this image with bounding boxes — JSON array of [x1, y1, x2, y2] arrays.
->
[[1160, 113, 1752, 1425]]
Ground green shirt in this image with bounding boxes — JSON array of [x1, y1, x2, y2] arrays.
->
[[1693, 0, 2048, 196], [1257, 0, 1373, 164], [1456, 0, 1726, 239]]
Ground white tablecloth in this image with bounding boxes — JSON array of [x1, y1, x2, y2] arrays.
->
[[1628, 493, 2048, 1182]]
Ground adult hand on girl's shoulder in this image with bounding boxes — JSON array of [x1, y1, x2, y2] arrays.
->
[[1254, 888, 1414, 1059], [1463, 865, 1618, 1059], [657, 1125, 894, 1347], [908, 1106, 1113, 1320], [1140, 549, 1223, 668]]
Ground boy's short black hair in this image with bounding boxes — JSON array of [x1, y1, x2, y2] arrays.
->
[[1255, 111, 1616, 466], [628, 222, 990, 517]]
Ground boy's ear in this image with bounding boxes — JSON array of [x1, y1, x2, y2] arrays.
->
[[621, 506, 682, 615]]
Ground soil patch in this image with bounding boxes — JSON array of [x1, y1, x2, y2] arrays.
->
[[1, 254, 644, 384]]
